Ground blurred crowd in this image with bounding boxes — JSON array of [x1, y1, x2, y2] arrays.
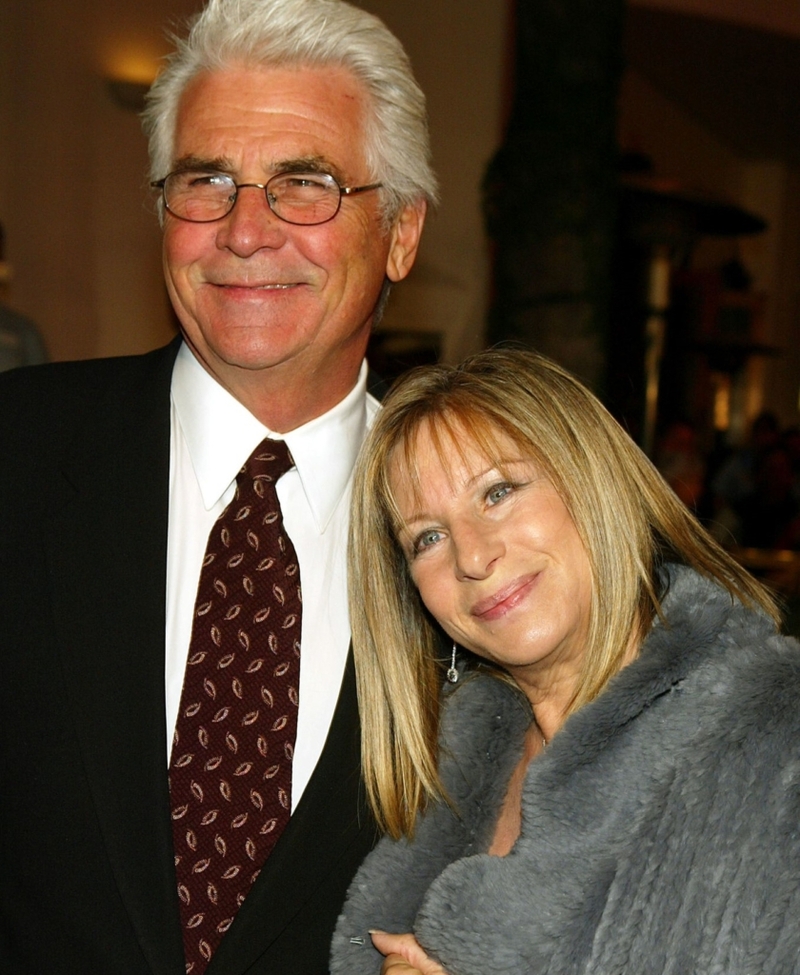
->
[[656, 411, 800, 552]]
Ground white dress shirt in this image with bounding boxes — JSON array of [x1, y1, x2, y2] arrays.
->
[[165, 342, 379, 811]]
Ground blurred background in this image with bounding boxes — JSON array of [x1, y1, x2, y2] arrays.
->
[[2, 0, 800, 613]]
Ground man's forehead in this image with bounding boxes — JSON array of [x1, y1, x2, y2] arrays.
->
[[172, 64, 369, 175], [176, 63, 368, 120]]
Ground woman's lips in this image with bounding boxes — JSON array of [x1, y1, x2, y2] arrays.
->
[[471, 573, 539, 621]]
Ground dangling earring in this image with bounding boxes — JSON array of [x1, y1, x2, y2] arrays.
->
[[447, 642, 459, 683]]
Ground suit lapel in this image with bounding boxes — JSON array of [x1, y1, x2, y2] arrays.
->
[[48, 341, 185, 975]]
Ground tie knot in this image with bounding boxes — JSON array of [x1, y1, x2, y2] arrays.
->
[[239, 438, 295, 492]]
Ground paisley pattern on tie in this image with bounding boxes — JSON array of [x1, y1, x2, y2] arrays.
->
[[169, 439, 301, 974]]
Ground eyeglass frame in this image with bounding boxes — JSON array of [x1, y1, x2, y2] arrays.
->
[[150, 169, 384, 226]]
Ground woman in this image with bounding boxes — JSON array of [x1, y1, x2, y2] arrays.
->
[[330, 349, 800, 975]]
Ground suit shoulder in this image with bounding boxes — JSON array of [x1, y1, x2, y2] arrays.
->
[[0, 341, 179, 449], [0, 341, 177, 402]]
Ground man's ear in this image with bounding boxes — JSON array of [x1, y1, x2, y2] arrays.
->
[[385, 200, 427, 283]]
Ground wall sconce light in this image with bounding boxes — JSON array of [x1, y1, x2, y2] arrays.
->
[[106, 78, 151, 112], [102, 47, 160, 112]]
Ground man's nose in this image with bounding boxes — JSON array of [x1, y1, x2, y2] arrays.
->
[[216, 184, 287, 255]]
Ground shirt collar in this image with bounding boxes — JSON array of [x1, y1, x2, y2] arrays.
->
[[171, 342, 373, 531]]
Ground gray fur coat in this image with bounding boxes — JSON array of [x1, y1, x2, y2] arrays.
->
[[331, 566, 800, 974]]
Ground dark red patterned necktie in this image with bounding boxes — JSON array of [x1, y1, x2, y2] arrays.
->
[[169, 438, 302, 974]]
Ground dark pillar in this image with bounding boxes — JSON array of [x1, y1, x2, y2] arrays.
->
[[483, 0, 624, 392]]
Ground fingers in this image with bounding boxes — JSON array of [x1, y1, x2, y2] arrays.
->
[[380, 952, 425, 975], [370, 931, 447, 975], [371, 931, 420, 957]]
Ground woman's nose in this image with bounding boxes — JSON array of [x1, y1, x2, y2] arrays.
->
[[452, 520, 503, 580]]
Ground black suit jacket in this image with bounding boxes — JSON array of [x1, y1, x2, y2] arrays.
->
[[0, 341, 377, 974]]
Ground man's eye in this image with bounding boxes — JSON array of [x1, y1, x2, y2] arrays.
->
[[282, 174, 331, 190], [486, 482, 513, 505], [184, 173, 231, 190]]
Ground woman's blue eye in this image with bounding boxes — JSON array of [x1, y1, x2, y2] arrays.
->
[[486, 482, 513, 505], [414, 528, 443, 553]]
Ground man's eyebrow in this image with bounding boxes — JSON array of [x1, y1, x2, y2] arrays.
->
[[169, 155, 236, 175], [167, 154, 347, 183], [274, 156, 345, 181]]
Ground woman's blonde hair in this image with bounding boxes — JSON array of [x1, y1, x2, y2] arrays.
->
[[349, 348, 780, 838]]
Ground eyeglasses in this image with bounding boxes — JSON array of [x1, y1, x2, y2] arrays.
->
[[151, 169, 383, 225]]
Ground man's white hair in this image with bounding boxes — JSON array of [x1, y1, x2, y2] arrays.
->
[[142, 0, 438, 221]]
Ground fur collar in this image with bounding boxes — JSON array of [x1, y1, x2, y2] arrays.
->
[[332, 566, 798, 975]]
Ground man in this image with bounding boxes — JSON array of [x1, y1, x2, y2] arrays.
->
[[0, 0, 435, 972]]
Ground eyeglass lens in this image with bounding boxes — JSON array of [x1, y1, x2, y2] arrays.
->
[[162, 171, 343, 225]]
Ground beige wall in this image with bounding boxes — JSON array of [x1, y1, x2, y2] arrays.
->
[[0, 0, 198, 360], [358, 0, 508, 363], [0, 0, 508, 364]]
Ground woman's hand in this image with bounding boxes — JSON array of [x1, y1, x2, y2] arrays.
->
[[370, 930, 449, 975]]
